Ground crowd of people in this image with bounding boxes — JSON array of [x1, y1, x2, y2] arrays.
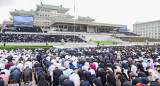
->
[[0, 34, 86, 43], [0, 46, 160, 86], [119, 37, 160, 42]]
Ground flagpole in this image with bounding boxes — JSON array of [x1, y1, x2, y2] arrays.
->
[[74, 0, 76, 43]]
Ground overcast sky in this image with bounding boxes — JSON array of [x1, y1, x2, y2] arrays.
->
[[0, 0, 160, 31]]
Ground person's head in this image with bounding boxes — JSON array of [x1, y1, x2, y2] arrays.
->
[[40, 75, 45, 81], [131, 75, 137, 80], [97, 67, 101, 71], [116, 72, 121, 76], [127, 70, 132, 75], [148, 72, 152, 76], [27, 58, 31, 62], [55, 67, 58, 69], [120, 77, 127, 85], [130, 63, 133, 67], [83, 69, 86, 73], [148, 60, 151, 63], [24, 81, 29, 85], [14, 68, 19, 71], [26, 66, 30, 69], [63, 78, 68, 82], [0, 72, 5, 75], [80, 78, 86, 81], [69, 62, 73, 65], [135, 61, 139, 64], [50, 62, 53, 65], [146, 66, 150, 71]]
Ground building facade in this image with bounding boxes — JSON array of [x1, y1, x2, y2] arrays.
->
[[133, 20, 160, 39], [6, 2, 124, 33]]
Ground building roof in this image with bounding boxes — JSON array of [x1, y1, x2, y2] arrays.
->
[[53, 20, 125, 27], [10, 9, 36, 15], [35, 16, 73, 21], [77, 16, 95, 22], [134, 20, 160, 25], [37, 3, 70, 10]]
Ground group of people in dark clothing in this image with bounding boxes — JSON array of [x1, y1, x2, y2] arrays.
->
[[0, 45, 160, 86], [0, 33, 86, 43]]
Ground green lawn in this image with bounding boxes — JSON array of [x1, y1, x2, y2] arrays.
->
[[0, 45, 54, 49], [93, 41, 120, 44]]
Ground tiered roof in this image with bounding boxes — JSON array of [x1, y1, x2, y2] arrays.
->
[[37, 3, 70, 11], [10, 9, 36, 15], [77, 16, 95, 22]]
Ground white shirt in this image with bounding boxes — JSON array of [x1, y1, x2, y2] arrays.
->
[[142, 62, 148, 71], [46, 56, 51, 61], [24, 61, 32, 69], [17, 63, 24, 72], [48, 65, 55, 76], [89, 69, 96, 75], [0, 63, 5, 69], [55, 63, 61, 68], [148, 69, 155, 74], [1, 69, 10, 76], [70, 73, 80, 86], [93, 62, 98, 69], [148, 74, 160, 81], [114, 66, 121, 73], [72, 61, 77, 68]]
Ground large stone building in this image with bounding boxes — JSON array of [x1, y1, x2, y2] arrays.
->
[[133, 20, 160, 39], [5, 2, 125, 33]]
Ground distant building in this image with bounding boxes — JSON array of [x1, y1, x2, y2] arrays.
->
[[133, 20, 160, 39], [5, 2, 124, 33]]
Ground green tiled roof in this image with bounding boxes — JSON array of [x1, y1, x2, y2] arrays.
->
[[39, 3, 70, 10], [10, 10, 36, 15], [77, 16, 95, 21], [67, 15, 74, 18], [35, 16, 73, 21]]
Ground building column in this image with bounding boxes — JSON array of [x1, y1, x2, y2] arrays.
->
[[67, 25, 68, 31], [58, 25, 59, 30]]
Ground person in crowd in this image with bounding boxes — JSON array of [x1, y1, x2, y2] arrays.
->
[[53, 67, 63, 86], [62, 78, 74, 86], [0, 45, 160, 86], [0, 72, 8, 86], [80, 78, 90, 86], [38, 75, 48, 86]]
